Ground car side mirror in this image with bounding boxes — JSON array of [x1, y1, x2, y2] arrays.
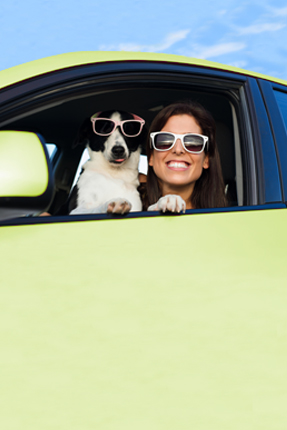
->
[[0, 131, 54, 221]]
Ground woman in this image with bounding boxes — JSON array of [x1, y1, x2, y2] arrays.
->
[[142, 101, 227, 212]]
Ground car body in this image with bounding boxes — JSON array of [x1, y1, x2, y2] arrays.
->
[[1, 51, 287, 429]]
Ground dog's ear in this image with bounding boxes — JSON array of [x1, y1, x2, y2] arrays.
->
[[73, 118, 93, 148]]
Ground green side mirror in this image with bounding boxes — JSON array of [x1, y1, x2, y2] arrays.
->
[[0, 131, 54, 221]]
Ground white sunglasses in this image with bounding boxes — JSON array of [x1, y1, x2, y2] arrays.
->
[[150, 132, 209, 154]]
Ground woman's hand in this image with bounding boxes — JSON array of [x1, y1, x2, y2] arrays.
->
[[147, 194, 186, 213]]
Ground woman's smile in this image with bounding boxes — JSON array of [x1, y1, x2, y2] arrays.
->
[[166, 160, 191, 170]]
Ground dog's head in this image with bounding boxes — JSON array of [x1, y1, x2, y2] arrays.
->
[[74, 110, 147, 167]]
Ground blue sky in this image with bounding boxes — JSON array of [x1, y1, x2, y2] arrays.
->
[[1, 0, 287, 79]]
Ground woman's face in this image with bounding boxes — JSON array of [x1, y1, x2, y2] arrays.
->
[[149, 114, 209, 198]]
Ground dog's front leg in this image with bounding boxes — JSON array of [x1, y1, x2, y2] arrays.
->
[[147, 195, 186, 213], [69, 198, 132, 215], [105, 198, 132, 214]]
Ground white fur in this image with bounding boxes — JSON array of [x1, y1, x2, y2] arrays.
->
[[148, 194, 186, 213], [70, 113, 142, 215]]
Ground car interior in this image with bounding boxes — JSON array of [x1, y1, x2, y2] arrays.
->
[[0, 77, 245, 215]]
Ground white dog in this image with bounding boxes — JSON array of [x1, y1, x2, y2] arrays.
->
[[69, 110, 146, 215]]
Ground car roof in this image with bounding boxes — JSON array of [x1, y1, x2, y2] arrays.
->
[[1, 51, 287, 90]]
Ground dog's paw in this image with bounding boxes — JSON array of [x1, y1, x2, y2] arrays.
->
[[106, 198, 132, 214], [148, 195, 186, 213]]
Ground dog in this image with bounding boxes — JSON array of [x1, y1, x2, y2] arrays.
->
[[69, 110, 146, 215]]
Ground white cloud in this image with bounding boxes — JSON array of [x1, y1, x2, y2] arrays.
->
[[237, 22, 285, 35], [271, 7, 287, 17], [100, 36, 245, 61], [228, 60, 247, 69], [189, 42, 245, 60], [99, 29, 190, 53]]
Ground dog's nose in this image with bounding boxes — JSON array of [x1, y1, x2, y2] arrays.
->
[[112, 145, 126, 157]]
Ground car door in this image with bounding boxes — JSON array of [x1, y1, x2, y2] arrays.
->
[[1, 54, 287, 429]]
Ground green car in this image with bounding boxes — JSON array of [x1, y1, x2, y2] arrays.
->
[[1, 52, 287, 429]]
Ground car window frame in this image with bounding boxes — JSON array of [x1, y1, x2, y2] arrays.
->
[[0, 203, 286, 228], [0, 60, 284, 225], [244, 78, 283, 204], [258, 79, 287, 203]]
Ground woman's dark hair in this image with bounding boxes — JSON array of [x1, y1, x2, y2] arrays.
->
[[144, 100, 227, 210]]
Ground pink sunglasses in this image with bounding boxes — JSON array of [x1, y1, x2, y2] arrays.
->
[[90, 112, 145, 137]]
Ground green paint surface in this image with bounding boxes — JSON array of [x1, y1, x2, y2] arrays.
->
[[1, 51, 287, 90], [1, 208, 287, 429], [0, 131, 49, 197]]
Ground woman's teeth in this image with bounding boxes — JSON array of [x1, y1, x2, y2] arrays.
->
[[167, 161, 189, 168]]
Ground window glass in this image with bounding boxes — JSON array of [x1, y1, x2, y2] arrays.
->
[[72, 148, 90, 188], [45, 143, 57, 159], [274, 90, 287, 133]]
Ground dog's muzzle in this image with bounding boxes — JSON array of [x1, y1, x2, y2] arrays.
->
[[111, 145, 128, 164]]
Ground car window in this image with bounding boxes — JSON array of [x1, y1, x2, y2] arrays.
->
[[45, 143, 57, 159], [0, 66, 247, 216], [71, 148, 90, 189]]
